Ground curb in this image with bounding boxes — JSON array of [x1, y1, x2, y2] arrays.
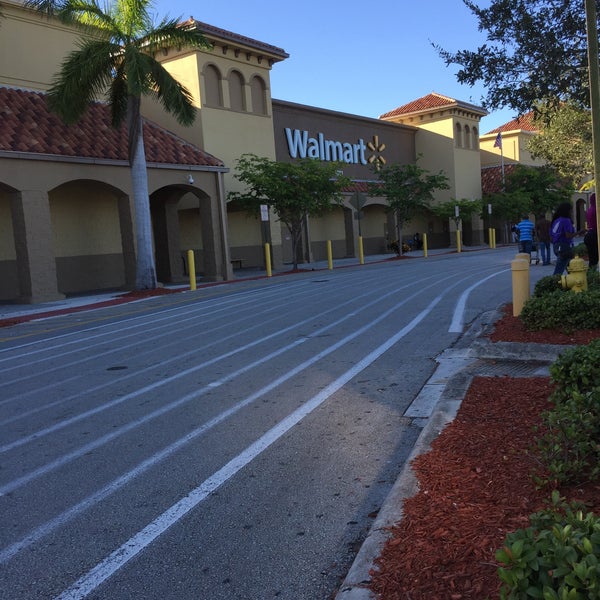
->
[[334, 309, 564, 599]]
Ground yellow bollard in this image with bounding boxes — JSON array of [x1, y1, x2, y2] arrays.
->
[[187, 249, 196, 291], [511, 257, 530, 316], [264, 242, 272, 277], [327, 240, 333, 270], [492, 228, 496, 248], [488, 228, 493, 248], [423, 233, 428, 258], [358, 235, 364, 265], [456, 230, 462, 253]]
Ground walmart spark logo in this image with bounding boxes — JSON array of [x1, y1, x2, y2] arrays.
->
[[367, 135, 386, 168]]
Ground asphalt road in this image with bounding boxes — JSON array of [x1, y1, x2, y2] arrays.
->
[[0, 247, 547, 599]]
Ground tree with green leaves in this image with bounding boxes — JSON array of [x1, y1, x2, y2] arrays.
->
[[485, 163, 572, 242], [504, 163, 573, 216], [26, 0, 211, 289], [430, 198, 482, 234], [435, 0, 592, 115], [228, 154, 351, 270], [528, 103, 594, 187], [368, 161, 449, 255]]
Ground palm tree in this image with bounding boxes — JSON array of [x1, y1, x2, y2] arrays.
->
[[26, 0, 211, 289]]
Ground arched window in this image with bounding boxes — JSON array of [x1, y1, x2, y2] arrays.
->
[[203, 64, 223, 107], [464, 125, 471, 149], [472, 127, 479, 150], [250, 75, 267, 115], [455, 123, 463, 148], [228, 70, 246, 111]]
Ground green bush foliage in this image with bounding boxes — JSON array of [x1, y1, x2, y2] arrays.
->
[[573, 242, 588, 258], [497, 492, 600, 600], [520, 290, 600, 332], [533, 272, 600, 299], [534, 340, 600, 486], [533, 275, 563, 298], [549, 339, 600, 398]]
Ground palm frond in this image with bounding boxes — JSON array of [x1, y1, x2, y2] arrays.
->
[[108, 63, 129, 127], [59, 0, 120, 33], [141, 20, 212, 54], [23, 0, 68, 17], [144, 56, 196, 125], [114, 0, 153, 37], [47, 39, 120, 123]]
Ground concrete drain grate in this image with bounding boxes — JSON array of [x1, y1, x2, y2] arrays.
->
[[468, 359, 550, 377]]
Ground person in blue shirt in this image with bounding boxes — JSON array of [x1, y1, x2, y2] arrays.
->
[[516, 215, 535, 255]]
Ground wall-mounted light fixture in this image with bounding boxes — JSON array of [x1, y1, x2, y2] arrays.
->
[[188, 174, 194, 185]]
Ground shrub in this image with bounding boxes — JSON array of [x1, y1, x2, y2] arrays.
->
[[520, 290, 600, 332], [574, 242, 588, 258], [549, 339, 600, 398], [535, 340, 600, 485], [533, 275, 562, 298], [497, 492, 600, 600]]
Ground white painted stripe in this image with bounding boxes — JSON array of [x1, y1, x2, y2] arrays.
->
[[448, 269, 509, 333], [0, 273, 438, 493], [53, 295, 442, 600], [1, 275, 453, 560]]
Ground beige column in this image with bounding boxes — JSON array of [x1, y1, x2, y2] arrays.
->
[[10, 189, 64, 303]]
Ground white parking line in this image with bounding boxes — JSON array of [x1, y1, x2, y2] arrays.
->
[[54, 295, 443, 600], [448, 269, 509, 332]]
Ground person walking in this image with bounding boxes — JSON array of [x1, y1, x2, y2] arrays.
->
[[551, 202, 581, 275], [535, 214, 552, 265], [516, 215, 535, 255], [584, 193, 598, 269]]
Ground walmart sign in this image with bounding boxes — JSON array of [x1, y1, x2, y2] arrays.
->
[[284, 128, 367, 165]]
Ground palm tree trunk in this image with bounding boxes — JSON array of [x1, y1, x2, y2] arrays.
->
[[128, 99, 157, 290]]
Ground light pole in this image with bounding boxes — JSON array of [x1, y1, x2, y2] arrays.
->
[[585, 0, 600, 270]]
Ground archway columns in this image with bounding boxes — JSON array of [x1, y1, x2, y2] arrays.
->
[[10, 190, 64, 303]]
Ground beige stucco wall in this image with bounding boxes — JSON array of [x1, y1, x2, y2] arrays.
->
[[310, 207, 346, 240], [0, 192, 16, 260], [50, 184, 122, 256], [149, 46, 279, 195], [0, 2, 83, 90], [480, 131, 544, 167], [179, 208, 203, 250]]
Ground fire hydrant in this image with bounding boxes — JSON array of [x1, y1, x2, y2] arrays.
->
[[561, 255, 588, 293]]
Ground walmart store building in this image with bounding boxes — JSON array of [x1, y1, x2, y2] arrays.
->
[[0, 1, 486, 304]]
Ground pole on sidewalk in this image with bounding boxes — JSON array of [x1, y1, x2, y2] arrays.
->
[[264, 243, 272, 277], [187, 250, 196, 291], [511, 255, 530, 316]]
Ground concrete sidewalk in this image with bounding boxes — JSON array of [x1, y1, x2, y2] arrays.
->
[[0, 245, 493, 323]]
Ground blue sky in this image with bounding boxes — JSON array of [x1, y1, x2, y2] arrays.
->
[[154, 0, 515, 134]]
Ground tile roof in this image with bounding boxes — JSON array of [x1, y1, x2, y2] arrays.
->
[[481, 164, 518, 195], [0, 87, 224, 168], [380, 92, 486, 119], [485, 111, 538, 135], [185, 19, 289, 61]]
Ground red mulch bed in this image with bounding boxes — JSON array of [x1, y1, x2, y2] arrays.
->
[[370, 306, 600, 600]]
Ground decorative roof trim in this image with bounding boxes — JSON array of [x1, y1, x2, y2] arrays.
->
[[380, 92, 487, 120], [184, 19, 289, 62]]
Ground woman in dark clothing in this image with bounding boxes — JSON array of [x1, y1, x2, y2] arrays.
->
[[551, 203, 580, 275]]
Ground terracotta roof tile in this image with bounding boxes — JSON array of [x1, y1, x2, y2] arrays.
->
[[0, 87, 224, 168], [380, 92, 486, 119], [485, 112, 538, 135], [481, 164, 518, 195]]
